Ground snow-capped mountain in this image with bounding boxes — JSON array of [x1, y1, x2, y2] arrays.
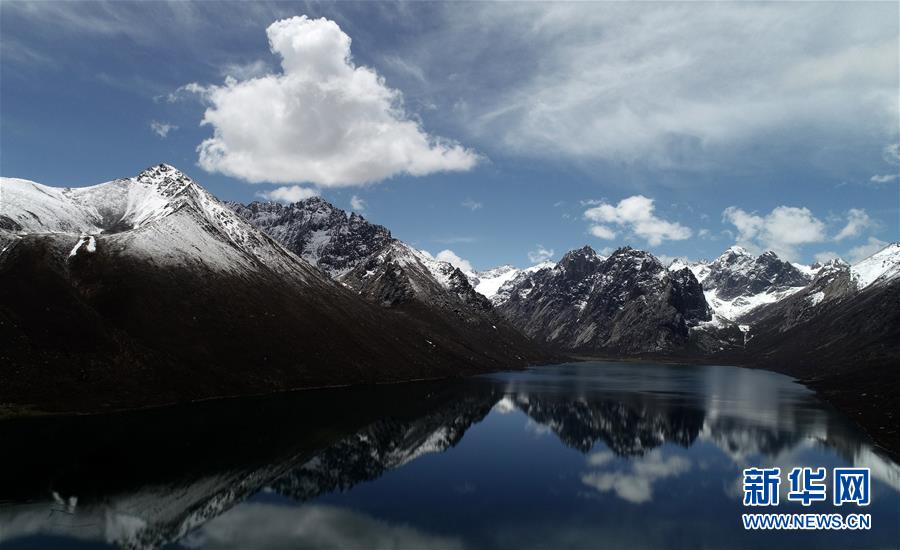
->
[[1, 164, 317, 277], [228, 198, 392, 278], [497, 246, 710, 354], [0, 165, 547, 412], [231, 198, 491, 312], [741, 243, 900, 378], [851, 242, 900, 289], [672, 246, 812, 322], [468, 262, 556, 304]]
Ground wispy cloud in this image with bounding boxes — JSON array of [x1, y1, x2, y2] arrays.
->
[[834, 208, 875, 241], [149, 120, 177, 138], [870, 174, 898, 184], [433, 236, 477, 244], [528, 245, 555, 264], [461, 198, 483, 211]]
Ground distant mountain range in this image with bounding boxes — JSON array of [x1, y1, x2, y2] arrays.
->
[[1, 164, 897, 431]]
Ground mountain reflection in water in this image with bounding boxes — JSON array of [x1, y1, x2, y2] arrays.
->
[[0, 362, 898, 550]]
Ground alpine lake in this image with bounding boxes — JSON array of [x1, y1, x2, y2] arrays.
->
[[1, 361, 898, 549]]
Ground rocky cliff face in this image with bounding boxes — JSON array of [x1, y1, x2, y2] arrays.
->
[[681, 246, 812, 322], [228, 199, 392, 278], [701, 246, 810, 301], [498, 246, 710, 354]]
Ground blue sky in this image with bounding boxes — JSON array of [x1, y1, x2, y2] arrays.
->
[[1, 1, 898, 270]]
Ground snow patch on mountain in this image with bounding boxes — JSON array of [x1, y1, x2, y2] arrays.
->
[[670, 246, 811, 322], [851, 243, 900, 289], [474, 262, 556, 305]]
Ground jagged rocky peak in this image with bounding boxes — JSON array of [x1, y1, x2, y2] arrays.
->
[[496, 244, 711, 353], [135, 163, 195, 192], [605, 246, 663, 269], [230, 197, 393, 278], [231, 195, 498, 316], [703, 246, 809, 301], [559, 245, 601, 265]]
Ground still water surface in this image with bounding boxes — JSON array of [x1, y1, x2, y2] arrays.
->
[[1, 362, 898, 549]]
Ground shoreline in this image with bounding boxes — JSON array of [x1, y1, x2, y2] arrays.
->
[[1, 357, 896, 460]]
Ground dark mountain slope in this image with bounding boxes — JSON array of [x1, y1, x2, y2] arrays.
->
[[231, 198, 548, 365], [498, 246, 710, 354], [0, 166, 547, 412]]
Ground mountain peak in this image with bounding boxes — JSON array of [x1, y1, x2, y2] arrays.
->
[[724, 245, 752, 257], [561, 245, 597, 261], [134, 163, 197, 198]]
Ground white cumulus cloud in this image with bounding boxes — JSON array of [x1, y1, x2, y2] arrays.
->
[[350, 195, 366, 212], [256, 185, 319, 203], [584, 195, 691, 246], [722, 205, 826, 261], [192, 16, 478, 186], [528, 245, 555, 264]]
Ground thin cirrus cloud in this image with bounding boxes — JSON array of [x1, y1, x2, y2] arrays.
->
[[187, 16, 479, 187], [584, 195, 691, 247], [417, 3, 898, 170], [870, 143, 900, 184], [461, 198, 483, 211]]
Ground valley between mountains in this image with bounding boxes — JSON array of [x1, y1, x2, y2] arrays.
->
[[1, 165, 898, 452]]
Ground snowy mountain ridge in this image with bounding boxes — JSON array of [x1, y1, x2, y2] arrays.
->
[[495, 246, 710, 353], [1, 164, 309, 276], [851, 242, 900, 289]]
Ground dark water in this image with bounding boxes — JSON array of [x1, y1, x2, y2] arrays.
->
[[1, 362, 898, 549]]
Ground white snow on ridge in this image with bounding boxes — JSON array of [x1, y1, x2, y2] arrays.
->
[[807, 291, 825, 307], [792, 262, 819, 279], [1, 165, 321, 281], [702, 286, 804, 323], [476, 261, 555, 305], [851, 243, 900, 290], [0, 178, 105, 234], [474, 265, 520, 299]]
